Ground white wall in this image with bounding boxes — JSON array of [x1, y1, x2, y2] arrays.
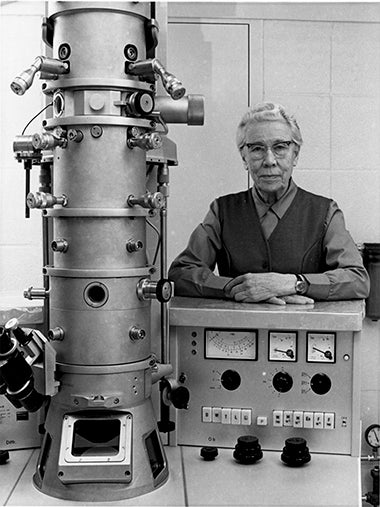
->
[[0, 1, 46, 306]]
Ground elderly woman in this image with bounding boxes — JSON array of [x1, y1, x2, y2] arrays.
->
[[168, 102, 369, 304]]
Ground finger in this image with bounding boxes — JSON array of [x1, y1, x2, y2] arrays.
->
[[228, 282, 248, 298], [265, 296, 286, 306], [225, 275, 246, 292], [282, 295, 314, 305]]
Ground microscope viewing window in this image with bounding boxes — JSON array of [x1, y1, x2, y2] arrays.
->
[[71, 419, 120, 457], [59, 413, 132, 464]]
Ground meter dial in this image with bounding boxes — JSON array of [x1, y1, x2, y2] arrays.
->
[[205, 329, 257, 360], [307, 332, 336, 363], [268, 331, 297, 362], [364, 424, 380, 449]]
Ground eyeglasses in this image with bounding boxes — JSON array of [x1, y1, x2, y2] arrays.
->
[[244, 141, 294, 160]]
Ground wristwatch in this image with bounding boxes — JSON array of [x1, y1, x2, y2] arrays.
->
[[295, 274, 308, 295]]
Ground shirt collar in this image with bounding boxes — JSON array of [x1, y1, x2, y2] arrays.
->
[[252, 179, 298, 219]]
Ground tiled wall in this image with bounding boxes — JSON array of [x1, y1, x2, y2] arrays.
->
[[0, 2, 46, 306]]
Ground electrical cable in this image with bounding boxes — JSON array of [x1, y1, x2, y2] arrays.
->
[[147, 219, 161, 266], [22, 103, 53, 135]]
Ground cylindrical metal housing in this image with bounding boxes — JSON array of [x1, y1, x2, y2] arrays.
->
[[29, 2, 170, 500]]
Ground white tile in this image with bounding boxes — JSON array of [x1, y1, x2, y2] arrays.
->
[[332, 23, 380, 96], [332, 97, 380, 170], [292, 169, 331, 198], [0, 245, 43, 300], [0, 449, 34, 506], [0, 166, 43, 246], [167, 23, 249, 264], [331, 170, 380, 243], [1, 15, 46, 168], [265, 95, 331, 170], [264, 20, 331, 94], [361, 320, 380, 390]]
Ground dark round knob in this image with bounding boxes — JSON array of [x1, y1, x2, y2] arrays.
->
[[233, 435, 263, 464], [272, 371, 293, 393], [0, 450, 10, 465], [200, 446, 218, 461], [157, 419, 175, 433], [170, 386, 190, 410], [281, 437, 311, 467], [221, 369, 241, 391], [156, 279, 172, 303], [310, 373, 332, 395]]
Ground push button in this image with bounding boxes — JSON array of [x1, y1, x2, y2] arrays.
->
[[202, 407, 212, 423], [222, 408, 231, 424], [241, 409, 252, 425], [231, 408, 241, 425], [212, 407, 222, 423], [273, 410, 283, 427]]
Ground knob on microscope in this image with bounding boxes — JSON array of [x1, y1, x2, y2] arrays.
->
[[233, 435, 263, 464], [281, 437, 311, 467], [200, 446, 218, 461]]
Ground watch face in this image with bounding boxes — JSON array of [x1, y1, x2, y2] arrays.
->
[[295, 280, 307, 294]]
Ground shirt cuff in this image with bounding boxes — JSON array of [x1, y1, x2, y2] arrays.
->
[[202, 274, 233, 299], [303, 273, 331, 300]]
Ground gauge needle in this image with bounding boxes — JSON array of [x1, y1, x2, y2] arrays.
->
[[275, 348, 294, 358], [312, 346, 332, 359]]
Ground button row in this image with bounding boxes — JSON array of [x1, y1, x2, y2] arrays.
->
[[202, 407, 252, 425], [201, 407, 335, 430], [273, 410, 335, 429]]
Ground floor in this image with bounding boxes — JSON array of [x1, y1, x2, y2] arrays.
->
[[1, 445, 362, 506]]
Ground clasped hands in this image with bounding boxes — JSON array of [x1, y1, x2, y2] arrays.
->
[[224, 272, 314, 305]]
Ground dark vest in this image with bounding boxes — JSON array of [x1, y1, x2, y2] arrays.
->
[[216, 187, 331, 277]]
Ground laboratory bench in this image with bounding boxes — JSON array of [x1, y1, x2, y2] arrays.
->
[[0, 298, 365, 506], [1, 445, 361, 506]]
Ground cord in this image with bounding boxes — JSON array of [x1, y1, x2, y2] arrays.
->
[[22, 103, 53, 135]]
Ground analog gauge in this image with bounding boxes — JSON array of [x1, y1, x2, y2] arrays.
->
[[307, 332, 336, 363], [364, 424, 380, 450], [268, 331, 297, 362], [205, 329, 257, 360]]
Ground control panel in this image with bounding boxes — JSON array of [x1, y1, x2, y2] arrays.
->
[[169, 298, 363, 457]]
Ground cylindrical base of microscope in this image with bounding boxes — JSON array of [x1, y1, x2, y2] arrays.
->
[[32, 367, 168, 501]]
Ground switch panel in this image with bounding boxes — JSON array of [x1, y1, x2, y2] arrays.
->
[[170, 326, 357, 455]]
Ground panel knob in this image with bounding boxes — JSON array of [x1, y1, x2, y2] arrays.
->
[[233, 435, 263, 464], [281, 437, 311, 467], [200, 446, 218, 461], [272, 371, 293, 393], [221, 369, 241, 391], [310, 373, 332, 395]]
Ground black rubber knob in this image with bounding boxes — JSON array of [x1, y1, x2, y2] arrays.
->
[[272, 371, 293, 393], [200, 446, 218, 461], [0, 450, 10, 465], [281, 437, 311, 467], [221, 369, 241, 391], [310, 373, 332, 395], [233, 435, 263, 464], [170, 386, 190, 410]]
